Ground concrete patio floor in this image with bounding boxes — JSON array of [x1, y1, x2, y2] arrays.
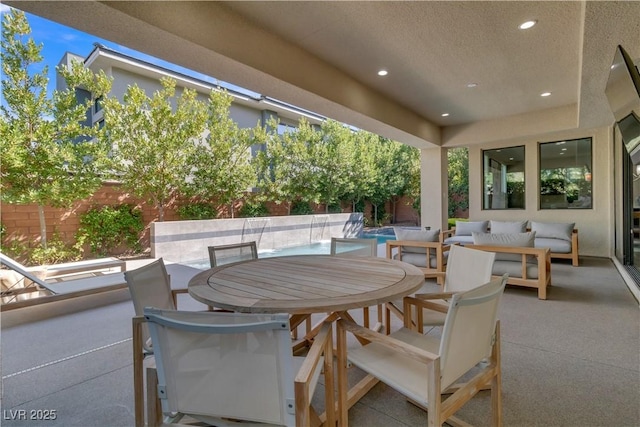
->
[[1, 254, 638, 426]]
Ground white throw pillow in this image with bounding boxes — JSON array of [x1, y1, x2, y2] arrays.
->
[[490, 220, 528, 234], [455, 221, 489, 236], [530, 222, 574, 241]]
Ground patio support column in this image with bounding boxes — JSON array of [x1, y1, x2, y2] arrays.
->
[[420, 147, 448, 231]]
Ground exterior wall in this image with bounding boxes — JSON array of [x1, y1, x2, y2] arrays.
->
[[151, 213, 364, 262], [467, 126, 613, 258], [0, 183, 167, 255], [1, 183, 411, 260]]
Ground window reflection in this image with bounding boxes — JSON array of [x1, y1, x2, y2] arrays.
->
[[539, 137, 592, 209], [482, 146, 525, 209]]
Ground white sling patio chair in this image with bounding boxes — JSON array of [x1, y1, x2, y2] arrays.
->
[[125, 258, 191, 427], [208, 241, 258, 267], [143, 308, 336, 426], [386, 244, 496, 333], [413, 244, 496, 331], [337, 274, 508, 426]]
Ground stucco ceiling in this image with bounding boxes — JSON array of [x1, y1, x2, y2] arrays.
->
[[7, 1, 640, 149]]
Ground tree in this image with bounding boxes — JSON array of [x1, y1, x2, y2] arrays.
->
[[343, 130, 377, 213], [447, 147, 469, 217], [187, 88, 260, 218], [313, 120, 355, 212], [387, 143, 419, 223], [0, 9, 112, 249], [102, 77, 207, 221], [256, 117, 320, 214], [367, 138, 414, 225]]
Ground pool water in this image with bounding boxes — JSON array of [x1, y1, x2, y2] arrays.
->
[[184, 234, 395, 270]]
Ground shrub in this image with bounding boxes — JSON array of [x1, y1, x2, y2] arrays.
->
[[448, 217, 467, 229], [76, 205, 144, 256], [291, 201, 313, 215], [327, 203, 342, 213], [30, 233, 82, 265], [176, 203, 217, 220], [239, 200, 270, 217]]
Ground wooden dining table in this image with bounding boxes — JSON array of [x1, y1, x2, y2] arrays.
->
[[188, 254, 425, 415], [188, 254, 424, 314]]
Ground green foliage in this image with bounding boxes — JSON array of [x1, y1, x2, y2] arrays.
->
[[327, 203, 342, 213], [30, 233, 81, 265], [448, 218, 466, 229], [540, 177, 566, 195], [103, 77, 207, 221], [448, 147, 469, 217], [290, 201, 314, 215], [186, 88, 260, 218], [76, 205, 144, 256], [373, 205, 389, 227], [239, 200, 270, 217], [256, 117, 320, 214], [313, 120, 355, 212], [176, 203, 217, 220], [0, 10, 113, 248], [0, 223, 5, 241]]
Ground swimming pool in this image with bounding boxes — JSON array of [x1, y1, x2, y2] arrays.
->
[[183, 235, 395, 270]]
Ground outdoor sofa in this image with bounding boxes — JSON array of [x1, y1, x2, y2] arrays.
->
[[441, 220, 579, 266], [468, 231, 552, 300]]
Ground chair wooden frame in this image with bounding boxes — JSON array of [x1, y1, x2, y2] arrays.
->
[[386, 240, 450, 285], [384, 240, 453, 333], [138, 310, 336, 427], [337, 276, 507, 427], [125, 259, 189, 427], [207, 241, 258, 268], [468, 244, 551, 299]]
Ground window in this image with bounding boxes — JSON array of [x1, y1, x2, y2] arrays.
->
[[539, 137, 592, 209], [482, 146, 525, 209], [94, 95, 103, 114]]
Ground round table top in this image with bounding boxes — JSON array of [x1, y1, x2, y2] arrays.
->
[[188, 255, 425, 315]]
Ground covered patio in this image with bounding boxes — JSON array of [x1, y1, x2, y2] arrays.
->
[[1, 2, 639, 425], [2, 255, 638, 426]]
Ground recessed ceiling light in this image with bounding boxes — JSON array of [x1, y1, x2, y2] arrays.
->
[[441, 113, 450, 117], [466, 83, 478, 88], [540, 92, 552, 97], [377, 69, 388, 76], [519, 20, 537, 30], [509, 157, 514, 161], [561, 148, 567, 151]]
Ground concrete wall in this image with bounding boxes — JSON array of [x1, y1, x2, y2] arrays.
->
[[151, 213, 364, 262]]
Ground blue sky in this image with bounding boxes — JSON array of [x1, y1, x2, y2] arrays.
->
[[0, 4, 258, 99]]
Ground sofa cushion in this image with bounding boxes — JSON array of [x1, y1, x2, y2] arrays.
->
[[530, 221, 574, 242], [443, 235, 474, 245], [393, 227, 440, 254], [534, 237, 572, 253], [455, 221, 489, 236], [490, 220, 528, 234], [492, 260, 539, 279], [472, 231, 536, 262], [393, 252, 445, 269]]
